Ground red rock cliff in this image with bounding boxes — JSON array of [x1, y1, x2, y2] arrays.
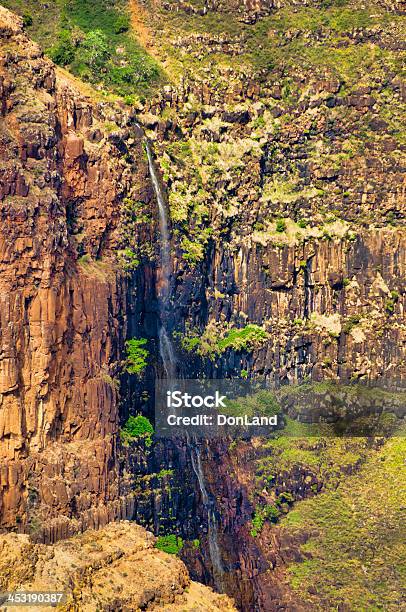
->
[[0, 6, 151, 539]]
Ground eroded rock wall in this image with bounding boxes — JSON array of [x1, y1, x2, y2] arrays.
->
[[137, 0, 406, 386], [167, 229, 406, 385], [0, 7, 153, 538], [0, 521, 237, 611]]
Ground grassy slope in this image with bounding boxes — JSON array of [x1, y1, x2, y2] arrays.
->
[[1, 0, 163, 98], [281, 433, 406, 610], [153, 0, 405, 150], [1, 0, 61, 49], [147, 0, 405, 83]]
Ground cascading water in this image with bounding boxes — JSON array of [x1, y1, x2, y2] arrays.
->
[[190, 445, 225, 590], [144, 131, 225, 591], [144, 138, 176, 379]]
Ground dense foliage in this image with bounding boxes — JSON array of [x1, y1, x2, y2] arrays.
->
[[125, 338, 149, 376], [181, 324, 269, 360], [4, 0, 160, 97], [155, 534, 184, 555], [121, 415, 154, 440]]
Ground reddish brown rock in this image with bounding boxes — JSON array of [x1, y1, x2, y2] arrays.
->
[[0, 6, 151, 537]]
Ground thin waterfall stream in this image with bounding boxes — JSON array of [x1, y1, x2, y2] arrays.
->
[[144, 138, 176, 379], [144, 133, 225, 591], [190, 445, 225, 590]]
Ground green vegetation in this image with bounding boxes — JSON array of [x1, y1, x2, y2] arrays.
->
[[121, 415, 154, 446], [386, 290, 400, 315], [224, 390, 281, 420], [246, 382, 405, 608], [156, 469, 174, 479], [278, 491, 294, 504], [154, 0, 403, 84], [3, 0, 161, 96], [251, 503, 281, 537], [342, 313, 362, 334], [125, 338, 149, 376], [139, 0, 406, 258], [163, 136, 261, 264], [181, 231, 212, 265], [118, 247, 141, 272], [155, 534, 184, 555], [218, 325, 269, 351], [78, 253, 92, 265], [275, 218, 287, 233], [118, 198, 153, 272], [181, 324, 269, 360], [22, 11, 33, 27], [122, 415, 154, 438], [297, 219, 308, 229], [49, 29, 76, 66], [255, 430, 369, 487], [283, 435, 406, 610], [60, 0, 159, 94], [3, 0, 61, 48], [277, 382, 404, 437]]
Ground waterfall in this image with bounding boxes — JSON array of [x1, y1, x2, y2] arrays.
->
[[143, 129, 224, 591], [144, 138, 176, 379], [190, 445, 225, 590]]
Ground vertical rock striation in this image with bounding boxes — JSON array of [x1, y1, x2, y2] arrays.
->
[[0, 6, 152, 539]]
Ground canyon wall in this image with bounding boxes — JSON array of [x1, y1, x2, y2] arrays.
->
[[0, 2, 405, 610], [0, 6, 157, 538], [137, 0, 406, 387], [0, 521, 236, 611]]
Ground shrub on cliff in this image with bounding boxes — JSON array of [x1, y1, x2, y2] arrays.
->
[[121, 415, 154, 446], [125, 338, 149, 376], [250, 504, 281, 537], [275, 218, 287, 233], [155, 534, 184, 555], [217, 325, 269, 352], [181, 323, 269, 360], [22, 12, 33, 28]]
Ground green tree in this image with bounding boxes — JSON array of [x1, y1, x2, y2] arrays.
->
[[81, 30, 110, 73], [125, 338, 148, 376], [121, 415, 154, 447], [122, 415, 154, 438], [49, 30, 75, 66], [155, 534, 184, 555]]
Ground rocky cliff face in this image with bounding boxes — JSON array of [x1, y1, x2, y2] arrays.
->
[[128, 1, 405, 608], [0, 2, 405, 611], [0, 521, 236, 611], [0, 5, 157, 538], [120, 413, 401, 611], [135, 0, 406, 386]]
